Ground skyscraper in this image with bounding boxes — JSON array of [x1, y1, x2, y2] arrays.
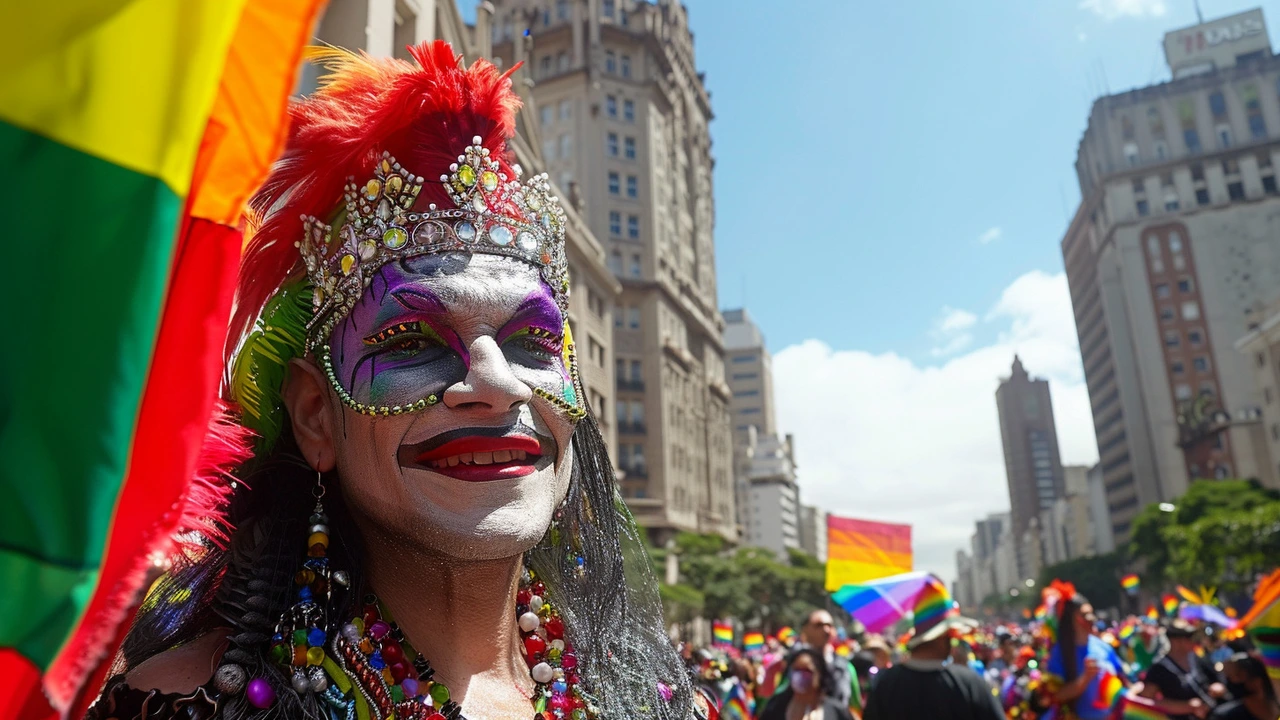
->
[[995, 356, 1066, 578], [491, 0, 735, 540], [1062, 7, 1280, 544]]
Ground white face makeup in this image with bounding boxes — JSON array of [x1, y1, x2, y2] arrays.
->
[[322, 253, 578, 560]]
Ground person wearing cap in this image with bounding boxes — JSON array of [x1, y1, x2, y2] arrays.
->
[[1139, 620, 1224, 719], [860, 583, 1003, 720]]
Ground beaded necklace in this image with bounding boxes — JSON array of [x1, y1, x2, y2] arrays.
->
[[240, 491, 598, 720]]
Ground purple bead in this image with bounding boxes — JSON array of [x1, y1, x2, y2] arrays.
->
[[246, 678, 276, 709], [369, 620, 391, 640], [402, 678, 419, 697]]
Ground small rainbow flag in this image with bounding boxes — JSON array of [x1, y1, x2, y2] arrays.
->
[[1095, 671, 1125, 711], [777, 626, 796, 645], [1162, 594, 1180, 616], [1118, 620, 1136, 642], [713, 621, 734, 646], [1146, 605, 1159, 621], [913, 577, 955, 627], [722, 682, 753, 720], [1121, 574, 1140, 593], [1120, 694, 1170, 719], [743, 632, 764, 653]]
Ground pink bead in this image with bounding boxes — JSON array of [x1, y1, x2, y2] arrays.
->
[[246, 678, 276, 709], [561, 652, 577, 670], [550, 694, 573, 712], [369, 621, 391, 640]]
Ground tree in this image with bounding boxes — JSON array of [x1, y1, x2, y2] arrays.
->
[[1036, 552, 1126, 610], [1128, 479, 1280, 594]]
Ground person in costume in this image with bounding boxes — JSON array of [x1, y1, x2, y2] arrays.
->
[[1041, 582, 1128, 720], [755, 649, 856, 720], [87, 41, 701, 720], [1210, 652, 1280, 720]]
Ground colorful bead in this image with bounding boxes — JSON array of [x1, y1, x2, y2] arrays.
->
[[519, 612, 541, 632], [561, 652, 577, 670], [246, 678, 276, 709], [402, 678, 419, 697], [429, 682, 450, 705], [308, 532, 329, 548], [292, 646, 307, 666], [524, 634, 547, 659], [545, 616, 565, 639], [531, 662, 554, 684], [369, 620, 391, 640], [308, 628, 326, 647], [306, 647, 324, 666]]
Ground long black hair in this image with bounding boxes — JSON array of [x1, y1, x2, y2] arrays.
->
[[119, 411, 693, 720], [1228, 651, 1279, 702], [1054, 592, 1088, 684]]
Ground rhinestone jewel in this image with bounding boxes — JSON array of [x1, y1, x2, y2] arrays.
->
[[414, 222, 442, 245], [340, 254, 356, 276], [377, 199, 393, 222], [527, 195, 542, 211], [490, 225, 513, 246], [481, 170, 499, 192], [472, 195, 487, 212], [383, 227, 407, 249], [357, 240, 377, 260], [456, 222, 477, 242], [363, 179, 381, 200], [457, 165, 477, 187], [517, 231, 538, 251], [385, 174, 403, 196]]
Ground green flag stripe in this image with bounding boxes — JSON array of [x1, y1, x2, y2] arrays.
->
[[0, 120, 181, 666]]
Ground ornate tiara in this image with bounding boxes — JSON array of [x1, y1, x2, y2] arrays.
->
[[298, 136, 570, 351]]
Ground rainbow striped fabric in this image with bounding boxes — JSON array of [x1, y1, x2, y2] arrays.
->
[[713, 621, 734, 646], [1121, 574, 1140, 593], [0, 2, 323, 716], [1162, 594, 1181, 616], [1146, 605, 1160, 621], [1238, 569, 1280, 679], [831, 571, 934, 634], [1118, 619, 1136, 642], [1119, 694, 1170, 719], [743, 632, 764, 652], [777, 626, 796, 645], [1094, 671, 1124, 711], [721, 681, 753, 720], [913, 576, 955, 628], [824, 515, 912, 591]]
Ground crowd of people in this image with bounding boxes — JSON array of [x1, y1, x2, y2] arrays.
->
[[682, 580, 1279, 720]]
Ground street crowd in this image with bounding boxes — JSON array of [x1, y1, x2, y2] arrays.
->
[[683, 577, 1280, 720]]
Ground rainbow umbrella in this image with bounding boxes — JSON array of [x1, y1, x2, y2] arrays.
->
[[1179, 604, 1235, 628], [831, 571, 934, 634]]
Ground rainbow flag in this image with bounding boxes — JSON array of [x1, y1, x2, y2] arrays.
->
[[1162, 594, 1180, 616], [832, 571, 934, 634], [1095, 671, 1124, 711], [777, 626, 796, 645], [1238, 569, 1280, 679], [1146, 605, 1159, 622], [1121, 574, 1140, 594], [722, 681, 753, 720], [713, 621, 734, 646], [825, 515, 912, 590], [1118, 619, 1136, 643], [743, 632, 764, 653], [1119, 694, 1170, 719], [0, 1, 324, 716]]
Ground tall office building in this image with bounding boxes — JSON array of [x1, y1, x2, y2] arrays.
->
[[1062, 8, 1280, 545], [798, 505, 828, 562], [491, 0, 734, 540], [1237, 300, 1280, 488], [996, 356, 1066, 578], [305, 0, 623, 455]]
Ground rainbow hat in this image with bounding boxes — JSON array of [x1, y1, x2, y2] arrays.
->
[[906, 576, 976, 649]]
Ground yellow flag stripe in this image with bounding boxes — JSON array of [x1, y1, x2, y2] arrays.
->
[[0, 0, 249, 195]]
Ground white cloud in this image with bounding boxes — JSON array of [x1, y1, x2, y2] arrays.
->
[[978, 227, 1003, 245], [774, 271, 1098, 585], [1079, 0, 1166, 20], [930, 306, 977, 357]]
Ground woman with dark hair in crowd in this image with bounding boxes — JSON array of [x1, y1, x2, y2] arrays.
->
[[1044, 582, 1129, 720], [757, 649, 855, 720], [1210, 653, 1280, 720]]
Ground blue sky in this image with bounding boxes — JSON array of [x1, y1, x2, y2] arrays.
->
[[693, 0, 1280, 361]]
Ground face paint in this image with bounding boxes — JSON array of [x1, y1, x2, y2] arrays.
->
[[325, 254, 579, 561]]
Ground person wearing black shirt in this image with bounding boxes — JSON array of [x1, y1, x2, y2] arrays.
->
[[1140, 621, 1224, 719], [861, 613, 1001, 720], [1209, 652, 1280, 720]]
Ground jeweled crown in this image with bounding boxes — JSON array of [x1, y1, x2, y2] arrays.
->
[[299, 137, 570, 350]]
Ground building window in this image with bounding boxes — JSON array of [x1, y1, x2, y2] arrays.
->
[[556, 0, 568, 20], [1216, 123, 1232, 148], [1136, 199, 1149, 216], [1209, 91, 1227, 118], [1124, 142, 1139, 166], [732, 354, 756, 363], [607, 132, 619, 156], [1175, 383, 1193, 400], [1264, 176, 1278, 195], [628, 253, 641, 278], [1249, 112, 1268, 139], [626, 175, 638, 198], [1191, 163, 1205, 181], [1201, 381, 1217, 397], [1169, 233, 1182, 253], [540, 105, 553, 126], [1160, 306, 1175, 322], [609, 211, 621, 236], [606, 95, 617, 118], [1155, 140, 1168, 160], [559, 100, 571, 120], [1177, 277, 1193, 293], [1132, 177, 1145, 193], [608, 172, 620, 195], [557, 52, 570, 73], [542, 138, 556, 160], [1229, 182, 1245, 201], [628, 309, 640, 330], [558, 134, 572, 159], [605, 50, 616, 74], [608, 250, 622, 275], [1188, 329, 1204, 346], [603, 0, 615, 18], [620, 55, 631, 78], [1184, 129, 1201, 153], [1171, 360, 1185, 374], [624, 99, 635, 122], [1164, 191, 1179, 212], [1182, 301, 1200, 321], [1196, 188, 1211, 205], [1155, 283, 1170, 299], [1164, 330, 1180, 347], [1192, 356, 1209, 372], [624, 136, 636, 159], [627, 214, 639, 239]]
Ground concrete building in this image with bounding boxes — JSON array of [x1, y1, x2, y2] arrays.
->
[[954, 511, 1015, 610], [723, 309, 777, 447], [736, 429, 800, 558], [1087, 463, 1118, 554], [491, 0, 734, 541], [996, 356, 1067, 578], [1061, 7, 1280, 545], [1236, 300, 1280, 488], [798, 504, 828, 562]]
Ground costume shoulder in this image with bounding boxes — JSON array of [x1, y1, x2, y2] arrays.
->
[[85, 630, 230, 720]]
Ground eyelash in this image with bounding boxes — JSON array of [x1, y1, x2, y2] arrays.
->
[[508, 327, 563, 359], [362, 321, 444, 356]]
